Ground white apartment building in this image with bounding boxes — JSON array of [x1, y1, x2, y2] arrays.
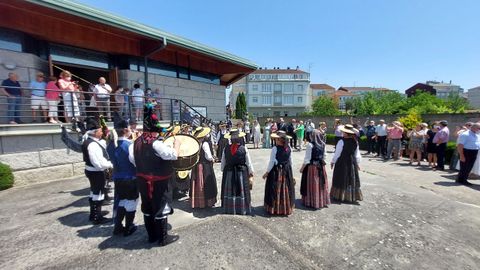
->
[[244, 68, 311, 118], [426, 80, 464, 98]]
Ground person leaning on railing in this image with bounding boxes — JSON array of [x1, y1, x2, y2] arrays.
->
[[94, 77, 112, 120], [1, 72, 23, 124], [45, 76, 61, 124]]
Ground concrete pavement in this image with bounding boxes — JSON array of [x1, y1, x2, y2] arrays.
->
[[1, 146, 479, 269]]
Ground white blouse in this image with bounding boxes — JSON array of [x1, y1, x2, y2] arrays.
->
[[331, 140, 361, 164], [202, 141, 214, 162], [266, 146, 292, 173]]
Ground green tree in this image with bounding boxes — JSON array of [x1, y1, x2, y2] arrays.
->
[[398, 108, 423, 130], [402, 92, 451, 114], [235, 92, 247, 119], [445, 92, 469, 113], [310, 96, 341, 116]]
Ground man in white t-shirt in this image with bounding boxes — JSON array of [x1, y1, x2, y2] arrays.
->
[[375, 119, 388, 158], [131, 84, 144, 121], [30, 72, 47, 123], [94, 77, 112, 119]]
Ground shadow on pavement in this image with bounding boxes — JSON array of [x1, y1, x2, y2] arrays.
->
[[434, 181, 480, 191], [171, 199, 220, 219], [56, 187, 90, 197], [58, 211, 92, 227], [37, 197, 88, 215]]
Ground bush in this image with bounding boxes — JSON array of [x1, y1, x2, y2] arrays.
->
[[0, 162, 14, 190], [445, 142, 456, 164]]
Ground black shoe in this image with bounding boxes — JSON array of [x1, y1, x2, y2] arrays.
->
[[156, 218, 178, 246], [462, 181, 473, 186], [88, 198, 94, 221], [124, 211, 137, 237]]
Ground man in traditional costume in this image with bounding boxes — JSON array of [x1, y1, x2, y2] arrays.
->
[[82, 117, 113, 224], [107, 113, 139, 236], [133, 103, 181, 246]]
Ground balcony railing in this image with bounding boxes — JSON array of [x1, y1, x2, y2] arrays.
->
[[0, 86, 211, 126]]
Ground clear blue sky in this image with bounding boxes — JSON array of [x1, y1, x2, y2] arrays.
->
[[78, 0, 479, 92]]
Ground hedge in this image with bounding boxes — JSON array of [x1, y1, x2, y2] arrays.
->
[[0, 162, 14, 190], [325, 134, 456, 163]]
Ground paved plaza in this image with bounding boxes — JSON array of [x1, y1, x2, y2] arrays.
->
[[1, 145, 480, 270]]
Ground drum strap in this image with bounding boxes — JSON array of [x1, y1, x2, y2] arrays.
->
[[137, 173, 171, 199]]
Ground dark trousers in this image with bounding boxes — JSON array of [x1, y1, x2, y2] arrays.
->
[[457, 149, 478, 182], [137, 177, 170, 218], [366, 136, 376, 153], [290, 134, 297, 149], [376, 136, 387, 156], [436, 143, 447, 170], [85, 170, 106, 201]]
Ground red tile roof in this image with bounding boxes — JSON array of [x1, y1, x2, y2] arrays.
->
[[338, 86, 391, 92], [310, 84, 335, 90], [251, 69, 308, 74], [334, 90, 356, 96]]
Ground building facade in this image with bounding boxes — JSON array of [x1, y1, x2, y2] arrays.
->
[[310, 83, 335, 100], [426, 81, 464, 98], [244, 68, 311, 118], [335, 86, 392, 110], [0, 0, 256, 122], [467, 86, 480, 109]]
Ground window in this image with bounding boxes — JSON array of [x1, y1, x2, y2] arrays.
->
[[0, 28, 23, 52], [315, 90, 325, 96], [251, 84, 259, 92], [274, 83, 282, 91], [252, 96, 259, 103], [297, 97, 303, 103], [296, 84, 304, 93], [284, 83, 293, 93], [274, 96, 282, 104], [190, 70, 220, 84], [50, 44, 109, 69], [262, 96, 272, 105], [284, 95, 293, 105], [261, 83, 272, 93]]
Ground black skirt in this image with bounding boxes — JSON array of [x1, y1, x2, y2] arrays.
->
[[331, 155, 363, 203], [190, 161, 218, 208], [221, 165, 251, 215]]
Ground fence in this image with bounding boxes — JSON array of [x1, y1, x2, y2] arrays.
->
[[0, 85, 211, 126]]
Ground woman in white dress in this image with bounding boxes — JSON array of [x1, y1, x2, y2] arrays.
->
[[253, 120, 261, 149]]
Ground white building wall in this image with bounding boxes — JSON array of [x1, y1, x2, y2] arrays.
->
[[468, 87, 480, 109]]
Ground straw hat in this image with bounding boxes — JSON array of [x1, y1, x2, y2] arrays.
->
[[194, 127, 211, 139], [271, 130, 292, 139], [224, 128, 245, 139], [340, 124, 358, 135]]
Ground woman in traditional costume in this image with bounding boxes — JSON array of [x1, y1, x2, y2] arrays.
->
[[262, 131, 295, 216], [330, 124, 363, 203], [190, 127, 217, 208], [300, 129, 330, 209], [221, 129, 254, 215]]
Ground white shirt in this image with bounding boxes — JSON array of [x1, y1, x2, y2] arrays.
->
[[265, 146, 292, 173], [215, 129, 227, 144], [131, 88, 144, 102], [152, 140, 178, 160], [85, 137, 113, 171], [376, 124, 388, 136], [94, 83, 112, 98], [303, 142, 327, 165], [220, 145, 255, 174], [244, 122, 251, 133], [202, 141, 214, 162], [331, 140, 361, 164]]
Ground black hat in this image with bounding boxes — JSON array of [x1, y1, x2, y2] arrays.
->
[[85, 117, 101, 131], [113, 112, 129, 130], [143, 102, 161, 132], [440, 120, 448, 126]]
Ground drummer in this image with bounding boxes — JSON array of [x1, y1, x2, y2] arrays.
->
[[190, 126, 217, 209], [132, 102, 181, 246]]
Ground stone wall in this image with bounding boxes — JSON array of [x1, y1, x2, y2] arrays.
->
[[258, 112, 480, 141], [0, 147, 84, 186], [118, 70, 226, 121], [0, 49, 48, 124]]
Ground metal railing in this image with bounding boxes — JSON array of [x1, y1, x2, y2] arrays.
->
[[0, 86, 213, 126]]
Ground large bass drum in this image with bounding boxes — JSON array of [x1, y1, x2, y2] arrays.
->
[[164, 134, 200, 170]]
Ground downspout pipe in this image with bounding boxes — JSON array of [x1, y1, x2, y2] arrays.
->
[[144, 37, 167, 90]]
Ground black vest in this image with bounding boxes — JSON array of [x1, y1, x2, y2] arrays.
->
[[275, 146, 290, 165], [310, 144, 325, 163], [82, 138, 109, 167], [133, 138, 173, 177], [224, 144, 246, 167]]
